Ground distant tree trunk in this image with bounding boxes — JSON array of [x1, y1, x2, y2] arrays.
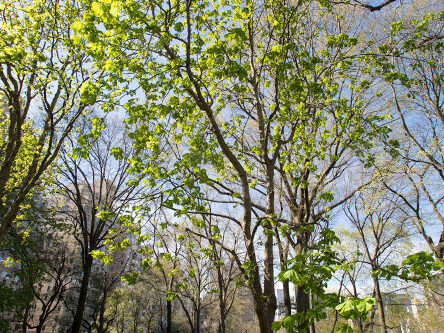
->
[[282, 279, 292, 317], [195, 305, 201, 333], [295, 231, 311, 332], [97, 287, 108, 333], [22, 306, 29, 333], [166, 299, 172, 333], [372, 275, 387, 333], [216, 265, 227, 333], [71, 253, 94, 333]]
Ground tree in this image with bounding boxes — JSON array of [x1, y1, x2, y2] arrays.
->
[[205, 221, 244, 333], [0, 194, 77, 333], [343, 187, 410, 333], [24, 241, 77, 333], [73, 1, 401, 332], [0, 0, 105, 243], [105, 275, 164, 333], [368, 5, 444, 260], [55, 116, 144, 333]]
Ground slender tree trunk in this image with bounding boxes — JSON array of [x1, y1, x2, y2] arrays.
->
[[310, 292, 316, 333], [166, 299, 172, 333], [296, 286, 310, 330], [263, 228, 276, 326], [295, 231, 311, 331], [22, 306, 29, 333], [282, 279, 292, 317], [216, 265, 227, 333], [276, 232, 291, 318], [372, 275, 388, 333], [98, 287, 107, 333], [195, 306, 200, 333], [71, 253, 94, 333], [263, 165, 277, 327]]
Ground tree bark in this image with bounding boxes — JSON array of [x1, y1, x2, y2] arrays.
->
[[216, 265, 227, 333], [434, 230, 444, 260], [295, 231, 311, 331], [195, 306, 200, 333], [251, 289, 273, 333], [282, 279, 292, 317], [71, 253, 94, 333], [372, 275, 388, 333], [97, 287, 107, 333], [22, 306, 29, 333], [166, 299, 172, 333], [296, 286, 310, 331]]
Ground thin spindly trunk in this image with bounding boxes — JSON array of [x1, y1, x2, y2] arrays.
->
[[166, 299, 172, 333], [97, 288, 108, 333], [71, 253, 94, 333], [373, 275, 388, 333], [216, 265, 227, 333], [282, 279, 292, 317]]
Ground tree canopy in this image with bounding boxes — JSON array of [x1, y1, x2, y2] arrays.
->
[[0, 0, 443, 333]]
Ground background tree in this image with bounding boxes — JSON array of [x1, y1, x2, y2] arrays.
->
[[367, 3, 444, 260], [55, 116, 144, 333], [105, 273, 165, 333], [0, 193, 78, 333], [343, 187, 410, 333]]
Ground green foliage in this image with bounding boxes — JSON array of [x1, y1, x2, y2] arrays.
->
[[70, 1, 444, 332], [274, 229, 342, 331], [0, 117, 54, 202], [335, 297, 376, 321], [0, 194, 59, 328], [373, 251, 444, 281]]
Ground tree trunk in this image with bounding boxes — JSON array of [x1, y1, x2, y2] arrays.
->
[[263, 164, 277, 328], [310, 292, 316, 333], [166, 299, 172, 333], [216, 265, 226, 333], [255, 303, 273, 333], [97, 287, 107, 333], [22, 306, 29, 333], [71, 253, 94, 333], [295, 231, 311, 331], [195, 306, 200, 333], [282, 279, 292, 317], [263, 227, 277, 327], [434, 230, 444, 260], [296, 286, 310, 331], [372, 275, 388, 333]]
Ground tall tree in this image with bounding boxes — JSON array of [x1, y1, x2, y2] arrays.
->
[[0, 0, 103, 242], [368, 5, 444, 260], [74, 0, 395, 331], [55, 117, 144, 333]]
